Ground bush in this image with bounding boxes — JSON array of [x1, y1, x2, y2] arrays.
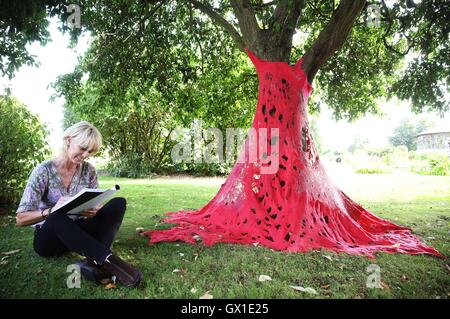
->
[[411, 153, 450, 176], [382, 146, 410, 170], [0, 96, 50, 206], [355, 167, 391, 174], [106, 152, 154, 178]]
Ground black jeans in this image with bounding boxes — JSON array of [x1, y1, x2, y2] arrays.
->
[[33, 197, 127, 264]]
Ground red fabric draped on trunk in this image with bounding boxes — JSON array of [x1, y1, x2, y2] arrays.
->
[[143, 49, 442, 259]]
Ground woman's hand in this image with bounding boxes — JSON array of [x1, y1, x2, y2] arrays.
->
[[80, 204, 103, 218]]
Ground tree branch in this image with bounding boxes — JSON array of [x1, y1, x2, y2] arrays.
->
[[229, 0, 261, 48], [302, 0, 367, 84], [268, 0, 289, 29], [279, 1, 305, 45], [379, 0, 416, 56], [187, 0, 246, 51]]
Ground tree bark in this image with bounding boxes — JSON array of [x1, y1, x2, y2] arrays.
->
[[302, 0, 367, 84]]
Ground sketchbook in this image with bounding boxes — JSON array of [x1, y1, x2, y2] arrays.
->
[[52, 185, 120, 216]]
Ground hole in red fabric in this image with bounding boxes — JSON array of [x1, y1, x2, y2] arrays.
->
[[269, 106, 276, 117]]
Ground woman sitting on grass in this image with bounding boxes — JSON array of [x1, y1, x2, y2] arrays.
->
[[15, 121, 142, 288]]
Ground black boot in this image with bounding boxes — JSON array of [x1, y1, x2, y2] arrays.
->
[[102, 254, 142, 288], [76, 259, 112, 284]]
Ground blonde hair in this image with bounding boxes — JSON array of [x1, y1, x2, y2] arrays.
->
[[62, 121, 102, 156]]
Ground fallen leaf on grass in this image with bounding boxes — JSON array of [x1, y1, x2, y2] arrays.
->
[[258, 275, 272, 282], [1, 249, 21, 256], [100, 278, 114, 285], [172, 268, 188, 275], [199, 291, 213, 299], [323, 255, 333, 261], [380, 282, 390, 290], [104, 283, 117, 289], [320, 284, 331, 290], [290, 286, 318, 295]]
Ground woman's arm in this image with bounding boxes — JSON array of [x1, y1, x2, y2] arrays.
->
[[16, 196, 69, 227], [16, 208, 51, 227]]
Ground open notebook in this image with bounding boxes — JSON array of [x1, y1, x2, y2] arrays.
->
[[52, 185, 120, 216]]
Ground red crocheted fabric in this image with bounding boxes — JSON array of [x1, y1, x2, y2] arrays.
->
[[143, 49, 442, 259]]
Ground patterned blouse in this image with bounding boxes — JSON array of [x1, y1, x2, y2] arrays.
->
[[16, 160, 98, 226]]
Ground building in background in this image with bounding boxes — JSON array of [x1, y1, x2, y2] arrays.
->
[[416, 128, 450, 156]]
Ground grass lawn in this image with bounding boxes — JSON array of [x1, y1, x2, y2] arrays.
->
[[0, 171, 449, 299]]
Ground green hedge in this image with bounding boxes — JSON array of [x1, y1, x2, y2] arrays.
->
[[0, 96, 50, 207]]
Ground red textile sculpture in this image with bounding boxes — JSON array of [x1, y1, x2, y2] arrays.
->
[[144, 49, 442, 258]]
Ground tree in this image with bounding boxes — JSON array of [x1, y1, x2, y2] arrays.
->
[[389, 118, 433, 151], [141, 1, 443, 257], [52, 41, 259, 175]]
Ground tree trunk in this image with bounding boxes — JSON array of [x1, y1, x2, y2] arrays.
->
[[144, 49, 442, 258]]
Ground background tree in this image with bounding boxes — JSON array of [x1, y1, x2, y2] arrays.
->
[[348, 135, 370, 153], [389, 118, 433, 151]]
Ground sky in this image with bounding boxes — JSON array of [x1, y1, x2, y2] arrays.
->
[[1, 18, 448, 153]]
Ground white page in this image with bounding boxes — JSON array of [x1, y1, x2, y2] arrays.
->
[[62, 185, 119, 215]]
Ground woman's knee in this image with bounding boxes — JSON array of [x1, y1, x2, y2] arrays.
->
[[108, 197, 127, 212]]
